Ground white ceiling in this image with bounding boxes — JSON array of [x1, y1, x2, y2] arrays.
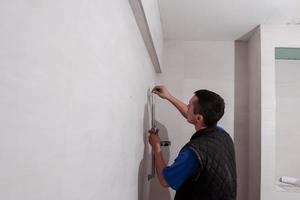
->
[[158, 0, 300, 41]]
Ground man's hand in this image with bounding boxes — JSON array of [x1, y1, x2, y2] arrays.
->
[[148, 129, 169, 188], [152, 85, 189, 119], [148, 129, 161, 153], [152, 85, 171, 100]]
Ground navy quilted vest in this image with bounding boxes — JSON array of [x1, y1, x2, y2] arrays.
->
[[174, 126, 237, 200]]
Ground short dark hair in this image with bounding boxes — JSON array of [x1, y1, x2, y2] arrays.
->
[[193, 89, 225, 127]]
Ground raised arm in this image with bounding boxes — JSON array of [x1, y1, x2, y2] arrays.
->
[[152, 85, 188, 119]]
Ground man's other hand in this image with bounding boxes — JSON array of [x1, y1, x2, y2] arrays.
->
[[148, 129, 161, 153]]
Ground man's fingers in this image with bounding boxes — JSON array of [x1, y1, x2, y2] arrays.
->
[[152, 89, 163, 98], [152, 88, 159, 94], [149, 128, 159, 135], [152, 86, 163, 93], [152, 90, 160, 96]]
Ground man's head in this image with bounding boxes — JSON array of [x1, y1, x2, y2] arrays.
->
[[186, 90, 225, 128]]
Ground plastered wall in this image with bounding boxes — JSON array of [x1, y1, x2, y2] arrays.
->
[[247, 27, 262, 200], [234, 27, 262, 200], [234, 41, 250, 200], [0, 0, 163, 199], [141, 0, 164, 67]]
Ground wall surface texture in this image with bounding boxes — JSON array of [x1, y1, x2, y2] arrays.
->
[[156, 40, 235, 199], [234, 27, 262, 200], [234, 41, 249, 200], [141, 0, 164, 68], [234, 25, 300, 200], [247, 27, 262, 200], [275, 59, 300, 183], [260, 25, 300, 200], [0, 0, 163, 199]]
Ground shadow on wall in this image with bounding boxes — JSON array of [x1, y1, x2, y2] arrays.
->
[[138, 104, 171, 200]]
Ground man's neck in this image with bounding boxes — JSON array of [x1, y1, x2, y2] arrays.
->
[[195, 124, 207, 131]]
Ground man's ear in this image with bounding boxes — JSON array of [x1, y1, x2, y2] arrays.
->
[[196, 114, 204, 123]]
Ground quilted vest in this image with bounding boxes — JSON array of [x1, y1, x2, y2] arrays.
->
[[174, 126, 237, 200]]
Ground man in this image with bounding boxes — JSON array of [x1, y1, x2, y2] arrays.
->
[[149, 85, 236, 200]]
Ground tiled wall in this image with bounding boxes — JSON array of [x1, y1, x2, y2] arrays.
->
[[275, 59, 300, 182], [260, 25, 300, 200], [235, 25, 300, 200]]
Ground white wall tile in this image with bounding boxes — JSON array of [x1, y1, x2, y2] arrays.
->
[[260, 24, 300, 200]]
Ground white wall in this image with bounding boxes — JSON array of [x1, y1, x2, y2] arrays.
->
[[0, 0, 163, 199], [234, 41, 249, 200], [141, 0, 164, 68], [260, 25, 300, 200], [275, 59, 300, 183], [234, 27, 262, 200], [235, 25, 300, 200], [156, 40, 235, 199], [247, 27, 262, 200]]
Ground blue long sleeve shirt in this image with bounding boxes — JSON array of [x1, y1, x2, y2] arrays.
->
[[163, 126, 225, 190]]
